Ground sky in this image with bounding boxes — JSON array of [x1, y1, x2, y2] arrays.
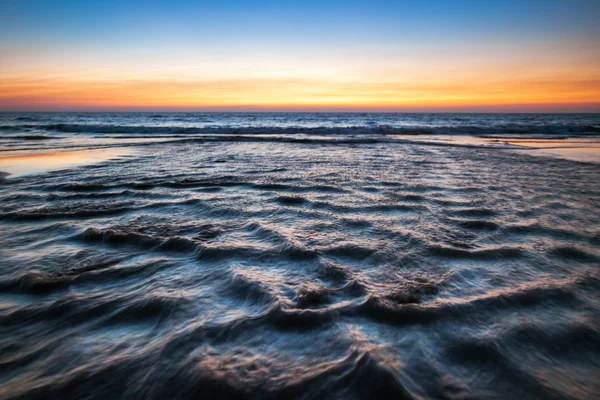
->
[[0, 0, 599, 112]]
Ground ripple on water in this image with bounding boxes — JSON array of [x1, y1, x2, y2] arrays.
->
[[1, 138, 599, 399]]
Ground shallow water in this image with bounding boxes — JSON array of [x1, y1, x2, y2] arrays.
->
[[1, 113, 600, 399], [0, 148, 135, 177], [505, 139, 600, 164]]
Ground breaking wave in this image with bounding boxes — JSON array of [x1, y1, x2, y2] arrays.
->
[[4, 122, 600, 136]]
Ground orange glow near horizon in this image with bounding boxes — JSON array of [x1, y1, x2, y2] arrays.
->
[[2, 75, 598, 112], [2, 37, 599, 112]]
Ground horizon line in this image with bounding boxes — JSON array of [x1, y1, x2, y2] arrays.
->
[[1, 110, 598, 114]]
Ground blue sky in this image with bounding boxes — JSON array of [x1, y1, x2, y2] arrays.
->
[[2, 0, 598, 50]]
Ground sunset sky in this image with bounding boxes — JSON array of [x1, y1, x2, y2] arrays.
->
[[1, 0, 599, 112]]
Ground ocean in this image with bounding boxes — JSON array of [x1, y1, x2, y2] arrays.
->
[[1, 112, 599, 399]]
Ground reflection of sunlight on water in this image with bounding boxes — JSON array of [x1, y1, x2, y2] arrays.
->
[[0, 148, 135, 177], [396, 135, 600, 164], [507, 140, 600, 164]]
